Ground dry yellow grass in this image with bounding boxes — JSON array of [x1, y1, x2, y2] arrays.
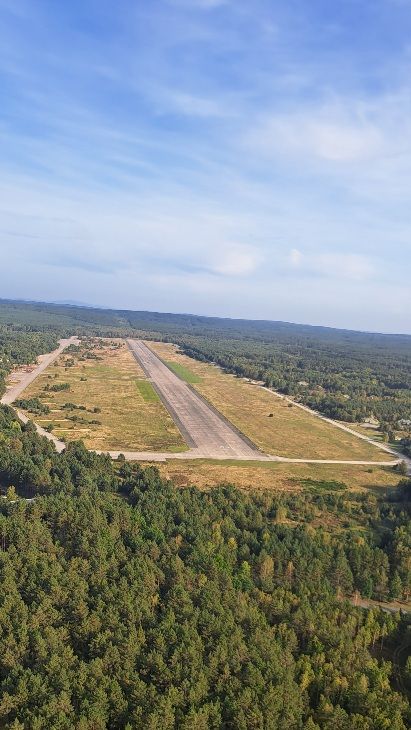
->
[[152, 459, 401, 493], [147, 341, 390, 461], [21, 339, 187, 452]]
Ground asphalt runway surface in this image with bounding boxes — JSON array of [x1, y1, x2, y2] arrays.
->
[[127, 339, 262, 459]]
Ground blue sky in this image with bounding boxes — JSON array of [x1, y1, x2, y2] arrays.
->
[[0, 0, 410, 333]]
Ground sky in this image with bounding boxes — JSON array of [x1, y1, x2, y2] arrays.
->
[[0, 0, 410, 333]]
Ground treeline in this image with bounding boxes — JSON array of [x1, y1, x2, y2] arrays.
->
[[174, 336, 411, 427], [0, 404, 410, 727]]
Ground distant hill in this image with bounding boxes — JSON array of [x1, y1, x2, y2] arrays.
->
[[0, 297, 410, 345]]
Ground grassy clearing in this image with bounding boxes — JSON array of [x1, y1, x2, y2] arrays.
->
[[153, 459, 401, 493], [20, 339, 187, 452], [343, 422, 385, 441], [147, 341, 391, 461], [164, 361, 202, 383], [152, 460, 402, 538], [135, 380, 159, 402]]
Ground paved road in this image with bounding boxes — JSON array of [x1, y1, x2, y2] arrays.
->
[[127, 339, 262, 459], [15, 408, 66, 453], [1, 337, 79, 406], [97, 450, 399, 464]]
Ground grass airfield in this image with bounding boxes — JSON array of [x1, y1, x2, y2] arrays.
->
[[153, 458, 401, 493], [147, 341, 390, 462], [19, 339, 187, 452], [14, 337, 402, 496]]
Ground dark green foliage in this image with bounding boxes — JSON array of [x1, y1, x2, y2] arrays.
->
[[62, 402, 87, 410], [175, 334, 410, 426], [0, 406, 410, 727], [14, 397, 50, 415], [400, 438, 411, 457], [0, 324, 58, 397], [45, 381, 70, 392]]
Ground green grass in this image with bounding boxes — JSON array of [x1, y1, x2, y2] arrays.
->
[[165, 361, 202, 383], [300, 478, 347, 493], [135, 380, 159, 402]]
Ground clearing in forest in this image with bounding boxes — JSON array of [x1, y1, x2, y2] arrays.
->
[[127, 339, 260, 458], [153, 459, 400, 493], [146, 341, 390, 461], [18, 339, 188, 452]]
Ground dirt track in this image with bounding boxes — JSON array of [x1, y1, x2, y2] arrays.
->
[[1, 337, 79, 406], [1, 337, 79, 454]]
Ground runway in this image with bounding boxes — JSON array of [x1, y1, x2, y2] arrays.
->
[[127, 339, 262, 459]]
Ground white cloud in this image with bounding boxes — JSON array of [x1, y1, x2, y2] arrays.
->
[[288, 249, 375, 281], [305, 121, 382, 162], [154, 89, 232, 118], [210, 244, 262, 276], [289, 248, 303, 267], [248, 106, 384, 163], [0, 175, 264, 283]]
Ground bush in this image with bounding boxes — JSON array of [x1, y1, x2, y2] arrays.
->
[[45, 382, 70, 392], [15, 397, 50, 416]]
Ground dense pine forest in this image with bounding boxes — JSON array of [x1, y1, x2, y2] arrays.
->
[[0, 303, 410, 727], [0, 404, 411, 728]]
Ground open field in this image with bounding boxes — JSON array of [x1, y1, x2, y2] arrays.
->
[[147, 341, 392, 461], [151, 459, 402, 493], [18, 339, 187, 452]]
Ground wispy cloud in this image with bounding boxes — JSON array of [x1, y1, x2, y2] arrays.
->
[[288, 249, 375, 281], [249, 108, 383, 163], [151, 88, 235, 118], [0, 0, 410, 332]]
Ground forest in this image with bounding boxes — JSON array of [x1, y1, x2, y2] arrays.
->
[[175, 335, 411, 426], [0, 405, 410, 728], [0, 314, 410, 727]]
